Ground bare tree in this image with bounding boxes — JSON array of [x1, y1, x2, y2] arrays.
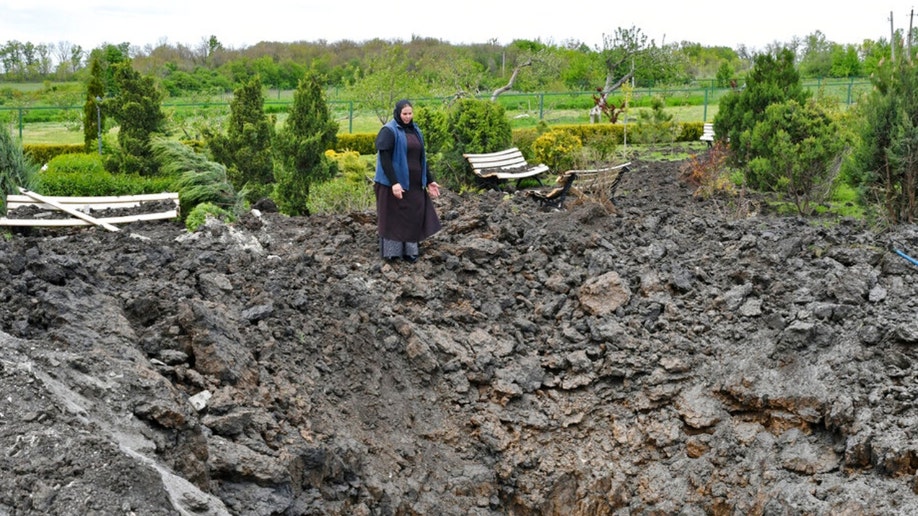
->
[[490, 58, 531, 101], [598, 26, 648, 95]]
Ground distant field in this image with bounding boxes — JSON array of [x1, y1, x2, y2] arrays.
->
[[3, 76, 869, 145], [5, 104, 720, 146]]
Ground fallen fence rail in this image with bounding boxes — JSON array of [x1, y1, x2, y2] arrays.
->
[[1, 189, 180, 232]]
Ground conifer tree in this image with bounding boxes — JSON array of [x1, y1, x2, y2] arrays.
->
[[83, 55, 105, 153], [206, 75, 275, 200], [0, 127, 38, 212], [715, 47, 809, 168], [273, 72, 338, 216], [106, 61, 165, 176]]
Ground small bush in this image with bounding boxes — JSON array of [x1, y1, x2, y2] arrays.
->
[[335, 133, 376, 155], [679, 141, 735, 198], [532, 129, 583, 172], [45, 152, 105, 174], [1, 127, 39, 212], [185, 201, 235, 231], [23, 144, 84, 165]]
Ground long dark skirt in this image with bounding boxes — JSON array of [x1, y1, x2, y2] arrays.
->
[[375, 183, 441, 258]]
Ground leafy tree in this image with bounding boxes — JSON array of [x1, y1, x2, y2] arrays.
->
[[86, 44, 130, 94], [799, 31, 833, 78], [829, 44, 862, 78], [0, 127, 38, 212], [345, 45, 426, 123], [560, 46, 602, 91], [679, 43, 745, 81], [715, 47, 810, 169], [597, 26, 683, 92], [273, 72, 339, 216], [205, 75, 276, 199], [106, 61, 166, 176], [83, 55, 106, 153], [860, 39, 892, 77]]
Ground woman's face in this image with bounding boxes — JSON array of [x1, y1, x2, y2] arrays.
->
[[399, 105, 413, 124]]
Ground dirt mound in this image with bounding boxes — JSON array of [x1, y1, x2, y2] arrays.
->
[[2, 158, 918, 514]]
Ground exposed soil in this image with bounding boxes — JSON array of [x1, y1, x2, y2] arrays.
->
[[2, 158, 918, 515]]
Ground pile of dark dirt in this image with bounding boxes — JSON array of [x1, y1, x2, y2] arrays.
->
[[2, 158, 918, 515]]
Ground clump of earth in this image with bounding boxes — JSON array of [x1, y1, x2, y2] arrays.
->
[[2, 158, 918, 515]]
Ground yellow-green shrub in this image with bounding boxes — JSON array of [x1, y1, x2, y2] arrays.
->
[[532, 129, 583, 172], [335, 133, 376, 155], [307, 150, 374, 214], [23, 144, 84, 165]]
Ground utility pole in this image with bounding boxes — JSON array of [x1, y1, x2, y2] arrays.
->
[[891, 11, 896, 63], [910, 9, 915, 63]]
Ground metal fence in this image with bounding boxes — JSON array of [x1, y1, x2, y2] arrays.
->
[[1, 78, 873, 144]]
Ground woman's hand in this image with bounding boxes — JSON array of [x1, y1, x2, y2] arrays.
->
[[427, 182, 440, 199], [392, 183, 404, 199]]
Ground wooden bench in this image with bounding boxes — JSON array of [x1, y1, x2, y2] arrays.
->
[[529, 162, 630, 210], [462, 147, 550, 189], [700, 123, 715, 147], [1, 189, 180, 232]]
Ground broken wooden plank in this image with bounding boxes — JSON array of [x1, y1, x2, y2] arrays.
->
[[16, 188, 120, 232], [6, 192, 179, 211]]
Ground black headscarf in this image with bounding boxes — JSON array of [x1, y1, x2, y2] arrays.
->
[[393, 99, 413, 129]]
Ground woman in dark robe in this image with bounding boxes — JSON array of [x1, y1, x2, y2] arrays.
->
[[373, 99, 442, 262]]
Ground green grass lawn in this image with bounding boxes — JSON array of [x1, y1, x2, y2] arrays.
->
[[9, 104, 719, 146]]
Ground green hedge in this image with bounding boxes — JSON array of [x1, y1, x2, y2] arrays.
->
[[23, 122, 707, 168], [24, 144, 85, 164], [335, 133, 375, 155], [39, 152, 176, 196]]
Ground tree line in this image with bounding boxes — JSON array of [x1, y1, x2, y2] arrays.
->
[[0, 25, 903, 95]]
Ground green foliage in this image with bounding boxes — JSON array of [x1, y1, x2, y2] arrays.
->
[[344, 45, 427, 124], [106, 60, 166, 176], [0, 127, 39, 212], [44, 152, 105, 174], [715, 48, 810, 168], [185, 202, 236, 232], [273, 72, 339, 216], [428, 99, 514, 191], [304, 150, 373, 214], [151, 138, 239, 220], [336, 133, 376, 155], [447, 99, 514, 154], [844, 57, 918, 222], [745, 99, 847, 215], [23, 144, 84, 164], [38, 153, 173, 196], [306, 178, 374, 215], [631, 95, 680, 145], [206, 75, 276, 199], [83, 55, 106, 153], [532, 129, 583, 171], [715, 62, 735, 88]]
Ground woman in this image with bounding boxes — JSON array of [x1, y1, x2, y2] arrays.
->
[[374, 99, 441, 262]]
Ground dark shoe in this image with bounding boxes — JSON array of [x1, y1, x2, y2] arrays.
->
[[404, 255, 418, 263], [384, 256, 399, 262]]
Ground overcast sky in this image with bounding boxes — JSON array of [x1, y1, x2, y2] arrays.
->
[[2, 1, 915, 52]]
